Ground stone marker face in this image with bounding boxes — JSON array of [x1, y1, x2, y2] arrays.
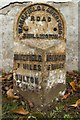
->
[[14, 3, 66, 111]]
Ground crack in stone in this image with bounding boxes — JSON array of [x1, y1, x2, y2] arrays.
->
[[0, 10, 11, 15], [0, 1, 32, 15], [0, 1, 76, 15]]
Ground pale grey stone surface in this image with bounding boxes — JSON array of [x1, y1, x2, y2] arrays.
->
[[0, 0, 73, 9], [0, 1, 79, 71], [48, 2, 78, 71], [0, 2, 31, 72]]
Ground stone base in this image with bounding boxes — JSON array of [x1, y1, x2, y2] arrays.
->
[[14, 82, 65, 112]]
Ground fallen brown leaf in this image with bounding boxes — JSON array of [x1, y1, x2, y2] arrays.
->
[[0, 77, 7, 81], [28, 100, 34, 108], [61, 93, 70, 100], [63, 104, 69, 111], [0, 73, 12, 81], [7, 89, 19, 99], [11, 107, 29, 115], [70, 99, 80, 108], [70, 80, 77, 91], [7, 73, 13, 80], [75, 83, 80, 90]]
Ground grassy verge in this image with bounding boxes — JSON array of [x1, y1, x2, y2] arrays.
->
[[1, 71, 80, 120]]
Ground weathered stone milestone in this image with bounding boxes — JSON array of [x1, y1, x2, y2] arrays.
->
[[13, 3, 66, 111]]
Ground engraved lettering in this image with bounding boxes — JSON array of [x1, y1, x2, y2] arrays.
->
[[36, 16, 40, 21], [42, 16, 46, 21], [30, 77, 34, 83], [48, 16, 51, 22], [35, 77, 38, 85], [37, 5, 41, 11], [31, 16, 35, 21]]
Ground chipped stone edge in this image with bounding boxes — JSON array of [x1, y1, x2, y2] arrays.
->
[[0, 1, 77, 15]]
